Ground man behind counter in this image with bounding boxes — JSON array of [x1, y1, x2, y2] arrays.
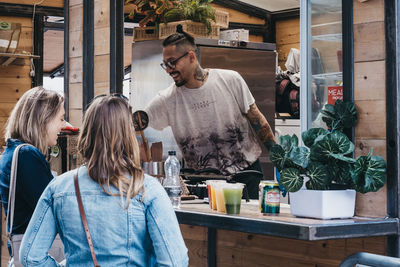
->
[[144, 26, 276, 199]]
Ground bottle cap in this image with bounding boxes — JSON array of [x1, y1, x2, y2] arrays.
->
[[168, 151, 176, 156]]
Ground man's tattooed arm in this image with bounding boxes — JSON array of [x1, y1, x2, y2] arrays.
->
[[246, 103, 277, 150]]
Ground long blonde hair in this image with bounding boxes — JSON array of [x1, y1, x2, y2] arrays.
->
[[5, 86, 64, 155], [78, 95, 144, 208]]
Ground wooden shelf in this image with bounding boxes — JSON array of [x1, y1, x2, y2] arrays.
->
[[0, 52, 40, 67]]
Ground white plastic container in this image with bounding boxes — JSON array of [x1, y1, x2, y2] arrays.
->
[[220, 29, 249, 42], [289, 189, 356, 219]]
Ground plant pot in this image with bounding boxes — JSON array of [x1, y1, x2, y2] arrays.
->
[[289, 189, 356, 219]]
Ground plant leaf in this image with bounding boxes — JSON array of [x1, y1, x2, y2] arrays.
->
[[351, 154, 386, 193], [289, 147, 310, 168], [280, 168, 303, 192], [269, 145, 286, 171], [302, 128, 328, 148], [305, 162, 330, 190]]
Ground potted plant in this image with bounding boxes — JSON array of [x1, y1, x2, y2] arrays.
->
[[270, 100, 387, 219]]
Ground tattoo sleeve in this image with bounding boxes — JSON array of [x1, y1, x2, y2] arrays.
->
[[246, 103, 277, 150]]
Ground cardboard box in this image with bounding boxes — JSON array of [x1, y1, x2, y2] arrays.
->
[[0, 21, 21, 53], [220, 29, 249, 42]]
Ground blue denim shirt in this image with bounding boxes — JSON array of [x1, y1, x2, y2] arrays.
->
[[20, 166, 188, 266], [0, 139, 53, 235]]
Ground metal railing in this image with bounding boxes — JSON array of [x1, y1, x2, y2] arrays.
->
[[340, 252, 400, 267]]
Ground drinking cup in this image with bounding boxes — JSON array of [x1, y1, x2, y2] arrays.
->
[[209, 181, 226, 210], [206, 180, 213, 209], [214, 182, 228, 212], [223, 183, 244, 215]]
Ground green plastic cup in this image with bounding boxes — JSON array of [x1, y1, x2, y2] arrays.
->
[[223, 183, 244, 214]]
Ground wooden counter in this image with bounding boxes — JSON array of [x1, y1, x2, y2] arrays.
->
[[176, 200, 398, 241], [176, 200, 399, 266]]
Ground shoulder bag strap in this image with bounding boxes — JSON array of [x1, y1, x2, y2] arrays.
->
[[74, 169, 100, 267], [6, 144, 33, 248]]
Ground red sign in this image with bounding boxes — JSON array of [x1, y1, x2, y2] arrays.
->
[[327, 86, 343, 105]]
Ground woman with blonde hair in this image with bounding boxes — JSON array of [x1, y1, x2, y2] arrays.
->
[[19, 94, 188, 266], [0, 86, 66, 265]]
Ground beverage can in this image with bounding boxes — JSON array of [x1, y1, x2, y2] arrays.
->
[[261, 182, 280, 214], [258, 180, 269, 211]]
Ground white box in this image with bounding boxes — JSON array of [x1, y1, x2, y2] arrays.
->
[[290, 189, 356, 219], [220, 29, 249, 42]]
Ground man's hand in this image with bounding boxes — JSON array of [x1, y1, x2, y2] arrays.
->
[[246, 103, 277, 150]]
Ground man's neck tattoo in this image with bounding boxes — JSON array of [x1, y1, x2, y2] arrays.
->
[[194, 66, 208, 82]]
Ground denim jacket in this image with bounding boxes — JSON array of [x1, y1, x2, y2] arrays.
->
[[0, 139, 53, 235], [19, 166, 188, 266]]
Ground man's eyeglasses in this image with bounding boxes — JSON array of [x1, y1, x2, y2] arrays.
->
[[160, 51, 189, 70]]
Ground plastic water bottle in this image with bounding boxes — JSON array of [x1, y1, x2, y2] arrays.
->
[[163, 151, 181, 208]]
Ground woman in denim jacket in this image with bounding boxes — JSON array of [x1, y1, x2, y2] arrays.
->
[[20, 94, 188, 266]]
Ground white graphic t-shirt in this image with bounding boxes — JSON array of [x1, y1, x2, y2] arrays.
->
[[145, 69, 262, 175]]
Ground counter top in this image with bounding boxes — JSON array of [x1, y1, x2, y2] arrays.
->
[[175, 200, 399, 241]]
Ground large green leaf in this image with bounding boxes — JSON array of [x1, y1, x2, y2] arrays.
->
[[310, 134, 340, 162], [279, 134, 298, 153], [328, 161, 353, 185], [352, 151, 386, 193], [330, 131, 354, 155], [320, 100, 358, 131], [305, 162, 330, 190], [280, 168, 303, 192], [269, 145, 286, 171], [302, 128, 328, 148], [289, 147, 310, 168]]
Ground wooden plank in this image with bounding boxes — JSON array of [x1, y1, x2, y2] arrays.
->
[[0, 0, 63, 8], [68, 82, 82, 109], [94, 26, 110, 56], [276, 18, 300, 45], [180, 224, 207, 267], [216, 229, 386, 267], [0, 82, 31, 102], [94, 54, 109, 83], [0, 76, 31, 85], [69, 4, 83, 33], [354, 0, 384, 24], [69, 0, 82, 7], [68, 108, 82, 128], [43, 30, 63, 73], [0, 102, 16, 117], [94, 0, 110, 29], [69, 30, 82, 58], [211, 4, 265, 25], [355, 185, 387, 218], [69, 56, 82, 83], [248, 35, 263, 43], [0, 64, 30, 76], [94, 81, 109, 96], [354, 60, 385, 101], [0, 16, 32, 27], [354, 21, 385, 62], [355, 139, 387, 160], [16, 29, 33, 53], [355, 100, 386, 139], [124, 34, 132, 68]]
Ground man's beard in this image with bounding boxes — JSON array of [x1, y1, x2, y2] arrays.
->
[[175, 79, 187, 87]]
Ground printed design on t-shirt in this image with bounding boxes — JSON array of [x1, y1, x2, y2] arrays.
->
[[190, 100, 216, 111], [178, 124, 250, 174]]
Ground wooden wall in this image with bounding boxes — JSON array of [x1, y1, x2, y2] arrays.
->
[[211, 3, 265, 43], [353, 0, 387, 217], [275, 18, 300, 70], [0, 16, 32, 148], [181, 224, 387, 267], [68, 0, 114, 128]]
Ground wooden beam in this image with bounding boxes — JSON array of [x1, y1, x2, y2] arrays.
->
[[0, 2, 64, 17]]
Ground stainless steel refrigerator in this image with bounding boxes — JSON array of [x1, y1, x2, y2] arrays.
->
[[130, 38, 276, 178]]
